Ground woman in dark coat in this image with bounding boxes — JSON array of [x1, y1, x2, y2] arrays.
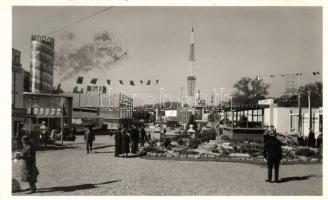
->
[[17, 136, 39, 194], [114, 129, 122, 157], [121, 129, 130, 157]]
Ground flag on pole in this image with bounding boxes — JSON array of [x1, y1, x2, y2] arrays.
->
[[119, 80, 124, 85], [146, 80, 151, 85], [87, 85, 92, 92], [73, 86, 79, 93], [130, 80, 135, 86], [90, 78, 97, 84], [76, 76, 83, 84], [106, 80, 111, 85]]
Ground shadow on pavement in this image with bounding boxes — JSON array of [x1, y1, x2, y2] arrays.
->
[[94, 151, 114, 154], [279, 175, 317, 183], [36, 145, 79, 151], [93, 144, 114, 150], [24, 180, 121, 194]]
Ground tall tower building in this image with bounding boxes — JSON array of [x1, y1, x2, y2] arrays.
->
[[187, 26, 196, 97], [30, 35, 55, 93]]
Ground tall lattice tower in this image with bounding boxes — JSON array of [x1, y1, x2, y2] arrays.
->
[[187, 26, 196, 97], [284, 73, 299, 96]]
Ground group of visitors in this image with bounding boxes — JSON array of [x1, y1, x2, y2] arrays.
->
[[114, 125, 150, 158], [297, 129, 323, 148]]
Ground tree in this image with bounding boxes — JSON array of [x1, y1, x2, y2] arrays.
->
[[275, 81, 322, 107], [232, 77, 270, 105]]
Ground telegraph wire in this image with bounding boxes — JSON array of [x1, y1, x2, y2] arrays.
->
[[13, 7, 114, 48]]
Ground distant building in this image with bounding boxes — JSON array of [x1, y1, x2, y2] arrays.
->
[[23, 69, 31, 92], [30, 35, 55, 93], [71, 92, 133, 130], [12, 49, 32, 149]]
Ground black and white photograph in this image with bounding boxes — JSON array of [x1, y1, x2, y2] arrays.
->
[[1, 0, 326, 198]]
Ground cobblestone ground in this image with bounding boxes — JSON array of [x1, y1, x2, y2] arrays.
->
[[12, 135, 322, 196]]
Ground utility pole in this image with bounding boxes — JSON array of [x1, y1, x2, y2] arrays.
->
[[61, 104, 64, 145], [298, 93, 302, 136], [308, 90, 312, 131]]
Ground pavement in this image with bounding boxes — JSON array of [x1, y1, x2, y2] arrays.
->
[[12, 135, 322, 196]]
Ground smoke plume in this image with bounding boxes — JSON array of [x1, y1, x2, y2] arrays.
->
[[55, 30, 128, 82]]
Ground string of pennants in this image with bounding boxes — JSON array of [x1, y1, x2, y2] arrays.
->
[[255, 71, 321, 80], [76, 77, 159, 86]]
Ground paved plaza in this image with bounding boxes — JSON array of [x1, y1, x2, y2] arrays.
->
[[12, 135, 322, 196]]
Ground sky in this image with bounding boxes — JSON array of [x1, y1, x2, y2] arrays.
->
[[12, 6, 322, 105]]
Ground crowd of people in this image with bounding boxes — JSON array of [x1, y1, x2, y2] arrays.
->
[[114, 125, 151, 158], [297, 129, 323, 148]]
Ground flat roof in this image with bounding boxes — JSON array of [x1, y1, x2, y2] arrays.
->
[[23, 92, 73, 98]]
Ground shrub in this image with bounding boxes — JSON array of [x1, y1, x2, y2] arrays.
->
[[221, 135, 231, 141], [295, 148, 316, 157], [188, 138, 202, 149]]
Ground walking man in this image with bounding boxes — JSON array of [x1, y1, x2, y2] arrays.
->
[[264, 131, 283, 183], [131, 125, 139, 154], [84, 126, 95, 154], [114, 128, 122, 157], [16, 135, 39, 194]]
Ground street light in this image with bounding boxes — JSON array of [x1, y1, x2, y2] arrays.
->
[[224, 93, 234, 128]]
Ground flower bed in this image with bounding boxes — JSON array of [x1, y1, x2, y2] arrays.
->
[[142, 130, 321, 163]]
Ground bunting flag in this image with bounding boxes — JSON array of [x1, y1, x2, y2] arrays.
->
[[146, 80, 151, 85], [76, 76, 83, 84], [156, 80, 159, 84], [119, 80, 124, 85], [106, 79, 111, 85], [87, 85, 92, 92], [73, 86, 79, 93], [140, 80, 143, 85], [130, 80, 135, 86], [90, 78, 97, 84]]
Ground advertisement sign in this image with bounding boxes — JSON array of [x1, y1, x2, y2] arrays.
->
[[165, 110, 177, 117]]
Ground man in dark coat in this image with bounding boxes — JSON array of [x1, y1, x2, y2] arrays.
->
[[121, 129, 130, 157], [264, 132, 283, 183], [114, 129, 122, 157], [131, 125, 139, 154], [17, 136, 39, 194], [140, 126, 146, 147], [308, 129, 316, 148], [84, 126, 95, 154]]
